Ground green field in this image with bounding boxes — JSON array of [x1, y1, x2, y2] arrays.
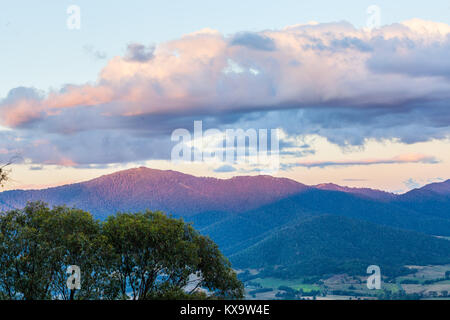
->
[[243, 264, 450, 299], [251, 277, 321, 292], [382, 283, 402, 293]]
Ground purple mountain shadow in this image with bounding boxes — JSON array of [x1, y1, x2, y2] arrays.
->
[[0, 167, 309, 218], [0, 167, 448, 220], [314, 183, 396, 201], [399, 179, 450, 201], [414, 179, 450, 195]]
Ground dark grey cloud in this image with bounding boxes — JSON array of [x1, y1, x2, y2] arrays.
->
[[2, 86, 449, 167], [230, 32, 276, 51], [281, 155, 439, 170], [125, 43, 155, 62], [303, 36, 373, 52], [2, 87, 42, 102], [367, 35, 450, 78], [29, 165, 43, 171], [213, 165, 237, 173], [330, 37, 373, 52]]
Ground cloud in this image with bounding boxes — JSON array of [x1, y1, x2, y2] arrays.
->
[[283, 153, 439, 169], [124, 43, 155, 62], [403, 176, 447, 190], [29, 165, 44, 171], [0, 87, 44, 127], [1, 19, 450, 165], [213, 165, 237, 173], [83, 45, 107, 60], [403, 178, 422, 190], [230, 32, 276, 51]]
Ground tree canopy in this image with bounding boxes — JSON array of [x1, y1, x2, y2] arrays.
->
[[0, 164, 9, 188], [0, 202, 244, 300]]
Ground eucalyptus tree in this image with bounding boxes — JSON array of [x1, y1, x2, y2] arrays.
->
[[103, 211, 244, 300]]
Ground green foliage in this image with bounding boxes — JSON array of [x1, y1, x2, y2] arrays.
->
[[230, 215, 450, 278], [103, 211, 243, 300], [248, 288, 273, 295], [0, 202, 243, 300], [399, 279, 420, 284], [0, 202, 114, 300]]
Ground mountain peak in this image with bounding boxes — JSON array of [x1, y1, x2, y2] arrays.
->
[[0, 167, 308, 218], [419, 179, 450, 194], [314, 183, 395, 200], [401, 179, 450, 200]]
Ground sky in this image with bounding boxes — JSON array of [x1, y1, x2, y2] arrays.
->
[[1, 0, 450, 193]]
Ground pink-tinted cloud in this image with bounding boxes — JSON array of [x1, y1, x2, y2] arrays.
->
[[2, 19, 450, 128], [285, 153, 439, 169], [1, 20, 450, 167]]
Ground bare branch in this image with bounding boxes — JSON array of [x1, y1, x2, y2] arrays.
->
[[0, 155, 21, 187], [0, 166, 9, 187]]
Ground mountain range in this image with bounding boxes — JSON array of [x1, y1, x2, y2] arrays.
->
[[230, 215, 450, 277], [0, 167, 307, 218], [1, 167, 449, 277]]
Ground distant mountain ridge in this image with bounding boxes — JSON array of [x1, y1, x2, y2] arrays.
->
[[229, 215, 450, 277], [399, 179, 450, 199], [414, 179, 450, 194], [0, 167, 309, 218], [393, 179, 450, 220], [1, 167, 449, 277], [314, 183, 396, 201], [0, 168, 448, 219], [190, 187, 450, 259]]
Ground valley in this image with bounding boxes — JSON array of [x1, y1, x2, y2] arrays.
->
[[1, 167, 449, 300], [240, 264, 450, 300]]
